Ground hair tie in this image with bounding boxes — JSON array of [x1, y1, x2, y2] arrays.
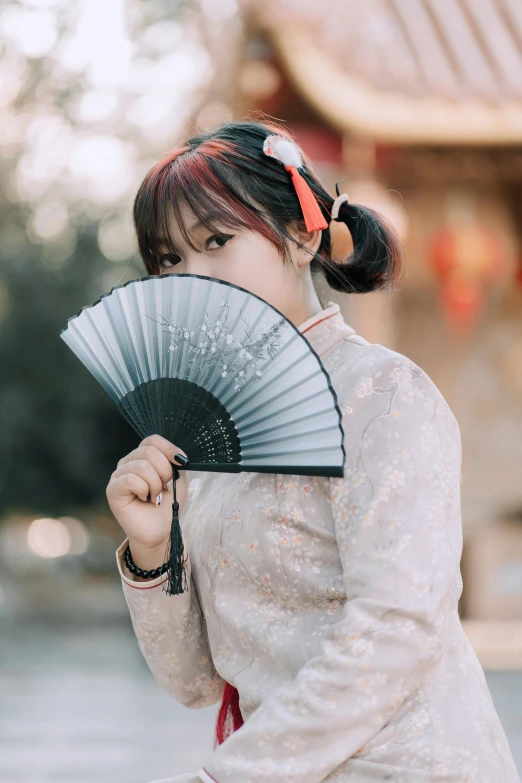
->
[[331, 189, 349, 222], [262, 135, 328, 233]]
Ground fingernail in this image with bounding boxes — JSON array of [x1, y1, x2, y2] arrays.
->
[[174, 453, 189, 465], [155, 492, 162, 506]]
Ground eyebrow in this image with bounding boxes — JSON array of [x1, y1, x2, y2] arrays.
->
[[156, 218, 208, 249]]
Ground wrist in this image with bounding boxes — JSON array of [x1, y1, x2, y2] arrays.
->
[[126, 538, 169, 578]]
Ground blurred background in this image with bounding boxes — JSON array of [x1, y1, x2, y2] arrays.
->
[[1, 0, 522, 780]]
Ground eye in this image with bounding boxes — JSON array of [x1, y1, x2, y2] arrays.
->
[[206, 233, 233, 250], [158, 253, 180, 269]]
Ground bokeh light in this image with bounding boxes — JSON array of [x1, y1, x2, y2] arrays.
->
[[27, 517, 72, 558]]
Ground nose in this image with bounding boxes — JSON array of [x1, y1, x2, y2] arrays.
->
[[184, 257, 215, 278]]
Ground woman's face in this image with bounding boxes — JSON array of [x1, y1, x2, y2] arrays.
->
[[157, 201, 323, 327]]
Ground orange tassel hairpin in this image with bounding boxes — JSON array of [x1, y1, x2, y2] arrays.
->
[[262, 135, 328, 232]]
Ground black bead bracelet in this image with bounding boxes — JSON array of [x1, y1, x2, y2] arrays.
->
[[124, 543, 169, 580]]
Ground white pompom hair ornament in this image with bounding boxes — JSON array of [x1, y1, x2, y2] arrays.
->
[[262, 134, 328, 233], [263, 135, 303, 169]]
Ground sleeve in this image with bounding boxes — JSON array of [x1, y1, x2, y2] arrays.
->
[[116, 537, 226, 710], [197, 355, 464, 783]]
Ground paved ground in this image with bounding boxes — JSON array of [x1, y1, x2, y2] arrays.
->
[[0, 619, 219, 783], [1, 618, 521, 783]]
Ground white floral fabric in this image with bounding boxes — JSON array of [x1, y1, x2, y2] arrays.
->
[[116, 301, 520, 783]]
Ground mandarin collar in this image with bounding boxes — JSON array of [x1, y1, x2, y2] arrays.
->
[[297, 301, 355, 357]]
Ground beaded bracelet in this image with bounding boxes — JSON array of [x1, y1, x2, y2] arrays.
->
[[124, 543, 169, 580]]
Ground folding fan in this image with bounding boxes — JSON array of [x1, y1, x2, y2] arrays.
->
[[60, 274, 345, 595]]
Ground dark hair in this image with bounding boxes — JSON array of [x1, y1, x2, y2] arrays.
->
[[133, 118, 404, 295]]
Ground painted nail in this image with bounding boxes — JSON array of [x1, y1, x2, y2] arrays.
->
[[155, 492, 163, 506], [174, 453, 189, 465]]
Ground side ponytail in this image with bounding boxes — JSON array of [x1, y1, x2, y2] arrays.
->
[[313, 186, 405, 295]]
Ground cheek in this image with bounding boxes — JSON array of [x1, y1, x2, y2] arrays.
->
[[225, 233, 289, 303]]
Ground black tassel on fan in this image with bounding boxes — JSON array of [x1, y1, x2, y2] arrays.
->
[[163, 465, 189, 596]]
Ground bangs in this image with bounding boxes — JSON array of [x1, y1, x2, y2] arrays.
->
[[133, 142, 286, 273]]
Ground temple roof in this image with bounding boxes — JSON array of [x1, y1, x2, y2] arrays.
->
[[247, 0, 522, 144]]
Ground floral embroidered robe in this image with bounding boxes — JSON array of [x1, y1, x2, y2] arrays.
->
[[115, 301, 520, 783]]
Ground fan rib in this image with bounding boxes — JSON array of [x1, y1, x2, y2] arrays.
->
[[240, 405, 337, 442]]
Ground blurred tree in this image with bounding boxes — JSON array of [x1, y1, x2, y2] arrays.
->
[[0, 214, 138, 514], [0, 0, 243, 520]]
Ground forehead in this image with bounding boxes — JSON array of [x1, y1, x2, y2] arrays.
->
[[159, 200, 213, 250]]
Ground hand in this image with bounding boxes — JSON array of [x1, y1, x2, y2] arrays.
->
[[106, 434, 188, 559]]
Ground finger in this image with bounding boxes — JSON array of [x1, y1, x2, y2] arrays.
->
[[116, 452, 133, 469], [123, 444, 175, 490], [112, 459, 163, 502], [110, 472, 150, 504], [139, 434, 189, 466]]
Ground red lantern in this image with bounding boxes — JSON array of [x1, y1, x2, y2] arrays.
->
[[429, 225, 504, 330], [441, 274, 484, 328]]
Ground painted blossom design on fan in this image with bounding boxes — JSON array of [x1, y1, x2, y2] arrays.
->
[[148, 299, 288, 391]]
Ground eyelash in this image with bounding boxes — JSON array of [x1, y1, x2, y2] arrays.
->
[[158, 234, 234, 268]]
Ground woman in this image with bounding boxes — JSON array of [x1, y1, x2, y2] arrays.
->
[[106, 119, 520, 783]]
